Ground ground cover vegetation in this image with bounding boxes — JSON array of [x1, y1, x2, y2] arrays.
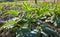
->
[[0, 1, 60, 37]]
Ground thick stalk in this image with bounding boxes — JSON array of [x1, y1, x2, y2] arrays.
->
[[35, 0, 37, 4]]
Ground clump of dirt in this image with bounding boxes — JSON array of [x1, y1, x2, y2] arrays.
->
[[0, 29, 16, 37]]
